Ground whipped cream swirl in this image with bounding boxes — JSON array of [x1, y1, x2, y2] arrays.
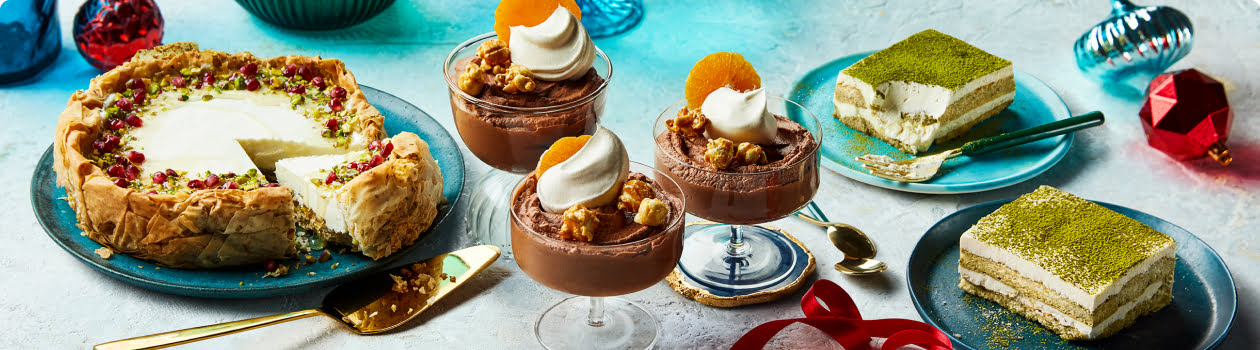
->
[[701, 87, 778, 144], [537, 126, 629, 213], [508, 6, 597, 81]]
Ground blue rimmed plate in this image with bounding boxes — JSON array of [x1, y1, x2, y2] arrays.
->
[[787, 52, 1072, 194], [30, 86, 465, 298], [907, 200, 1236, 349]]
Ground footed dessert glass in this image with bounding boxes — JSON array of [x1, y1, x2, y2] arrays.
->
[[653, 96, 821, 292], [444, 32, 611, 257], [511, 162, 685, 350]]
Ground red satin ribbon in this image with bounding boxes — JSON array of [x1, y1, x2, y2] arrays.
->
[[731, 280, 953, 350]]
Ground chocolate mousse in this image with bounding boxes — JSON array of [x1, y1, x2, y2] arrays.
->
[[656, 114, 819, 225], [511, 172, 685, 297], [449, 56, 605, 173]]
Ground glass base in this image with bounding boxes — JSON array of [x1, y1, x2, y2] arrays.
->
[[677, 224, 801, 292], [576, 0, 644, 38], [464, 170, 524, 259], [536, 296, 658, 350]]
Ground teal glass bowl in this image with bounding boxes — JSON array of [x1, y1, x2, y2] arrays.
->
[[234, 0, 396, 30]]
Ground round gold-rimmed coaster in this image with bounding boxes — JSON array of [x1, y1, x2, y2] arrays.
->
[[666, 222, 816, 307]]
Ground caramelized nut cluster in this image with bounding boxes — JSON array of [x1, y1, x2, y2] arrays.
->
[[560, 204, 599, 242], [476, 38, 511, 69], [496, 64, 536, 93], [617, 179, 656, 212], [457, 63, 485, 95], [735, 142, 768, 165], [704, 138, 736, 170], [665, 107, 709, 140], [458, 38, 512, 95], [633, 198, 669, 226]]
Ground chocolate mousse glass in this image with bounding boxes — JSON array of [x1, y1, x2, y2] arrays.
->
[[443, 32, 611, 256], [653, 96, 821, 292], [511, 162, 685, 349]]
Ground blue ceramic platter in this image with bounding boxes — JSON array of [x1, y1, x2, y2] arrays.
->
[[788, 52, 1072, 194], [907, 200, 1236, 349], [30, 86, 465, 298]]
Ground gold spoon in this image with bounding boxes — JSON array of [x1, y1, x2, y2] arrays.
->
[[95, 245, 501, 350], [795, 203, 887, 275]]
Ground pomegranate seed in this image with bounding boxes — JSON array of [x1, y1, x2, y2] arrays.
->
[[92, 140, 107, 152], [368, 140, 381, 151], [331, 86, 347, 100], [187, 179, 205, 189], [325, 118, 339, 131], [201, 72, 215, 85], [225, 172, 236, 178], [131, 92, 145, 106], [244, 78, 261, 91], [147, 190, 158, 195], [223, 181, 239, 189], [108, 119, 126, 130], [113, 178, 129, 187], [328, 98, 343, 112], [195, 81, 204, 89], [347, 161, 358, 169], [151, 172, 167, 183], [297, 66, 313, 81], [171, 76, 186, 88], [381, 142, 394, 156], [369, 154, 384, 168], [131, 78, 146, 91], [125, 114, 143, 127], [115, 98, 132, 111], [263, 259, 278, 272], [325, 170, 337, 185], [282, 64, 297, 77], [100, 134, 121, 153], [239, 63, 258, 76], [124, 165, 140, 180], [287, 85, 306, 95], [357, 162, 371, 172], [126, 151, 145, 164], [311, 76, 326, 90], [263, 183, 280, 187], [106, 164, 125, 177], [165, 169, 178, 177], [113, 154, 130, 165], [205, 174, 221, 188]]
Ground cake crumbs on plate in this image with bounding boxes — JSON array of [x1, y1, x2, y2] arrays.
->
[[369, 311, 378, 318], [262, 264, 290, 278], [94, 247, 114, 259], [306, 272, 316, 276], [390, 304, 397, 312], [407, 308, 413, 314], [330, 263, 339, 269]]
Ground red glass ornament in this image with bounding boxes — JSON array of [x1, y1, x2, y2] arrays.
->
[[1139, 69, 1233, 165], [73, 0, 164, 71]]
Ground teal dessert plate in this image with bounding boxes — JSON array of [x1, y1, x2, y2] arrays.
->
[[788, 52, 1072, 194], [30, 86, 465, 298], [907, 200, 1236, 349]]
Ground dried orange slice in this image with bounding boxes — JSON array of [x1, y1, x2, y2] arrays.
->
[[495, 0, 582, 44], [535, 134, 591, 176], [684, 52, 761, 108]]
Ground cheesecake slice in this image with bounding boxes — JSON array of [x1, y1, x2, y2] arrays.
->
[[276, 132, 445, 259], [958, 186, 1176, 340], [834, 29, 1014, 154]]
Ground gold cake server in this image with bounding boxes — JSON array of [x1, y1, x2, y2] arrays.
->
[[95, 245, 501, 350]]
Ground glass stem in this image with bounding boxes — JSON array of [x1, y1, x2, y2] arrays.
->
[[726, 225, 748, 257], [587, 297, 606, 327]]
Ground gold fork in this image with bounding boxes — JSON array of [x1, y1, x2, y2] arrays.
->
[[856, 111, 1104, 183]]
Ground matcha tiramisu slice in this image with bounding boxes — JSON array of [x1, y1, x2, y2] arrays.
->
[[958, 186, 1176, 340], [834, 29, 1014, 154]]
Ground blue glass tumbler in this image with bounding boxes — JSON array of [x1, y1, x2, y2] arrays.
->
[[576, 0, 642, 38], [0, 0, 60, 84]]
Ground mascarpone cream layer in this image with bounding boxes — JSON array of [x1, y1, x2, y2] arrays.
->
[[834, 65, 1012, 117], [536, 126, 629, 213], [275, 154, 353, 233], [960, 232, 1176, 311], [130, 90, 368, 175], [961, 266, 1164, 338], [509, 6, 596, 81], [835, 91, 1014, 152]]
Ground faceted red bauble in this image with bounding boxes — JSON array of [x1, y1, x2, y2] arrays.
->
[[73, 0, 164, 71], [1139, 69, 1234, 165]]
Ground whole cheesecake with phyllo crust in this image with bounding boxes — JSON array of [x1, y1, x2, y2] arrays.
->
[[53, 42, 445, 268]]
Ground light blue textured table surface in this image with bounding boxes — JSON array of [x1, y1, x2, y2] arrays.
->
[[2, 1, 1258, 348]]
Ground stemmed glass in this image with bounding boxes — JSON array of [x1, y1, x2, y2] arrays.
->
[[575, 0, 643, 38], [443, 32, 612, 257], [653, 96, 821, 292], [511, 162, 685, 349]]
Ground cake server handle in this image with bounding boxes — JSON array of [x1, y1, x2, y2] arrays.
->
[[961, 111, 1104, 156]]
